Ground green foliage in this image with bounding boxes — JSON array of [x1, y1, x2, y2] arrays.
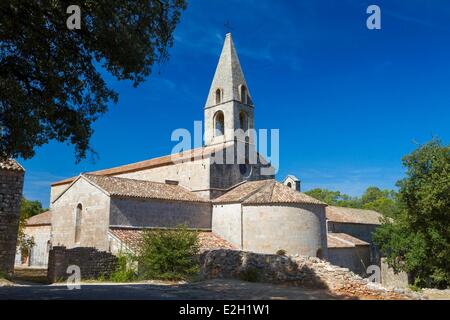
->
[[304, 188, 360, 207], [137, 226, 200, 281], [20, 198, 46, 219], [17, 198, 46, 254], [0, 0, 187, 161], [276, 249, 286, 256], [109, 252, 137, 283], [305, 186, 400, 217], [374, 139, 450, 288], [239, 268, 261, 282], [361, 187, 400, 218]]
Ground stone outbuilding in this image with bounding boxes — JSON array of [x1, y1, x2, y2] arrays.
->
[[15, 211, 52, 267], [326, 206, 383, 243], [327, 233, 370, 275], [212, 179, 328, 257], [325, 206, 383, 275]]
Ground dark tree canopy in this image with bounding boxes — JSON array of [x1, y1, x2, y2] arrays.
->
[[0, 0, 187, 161]]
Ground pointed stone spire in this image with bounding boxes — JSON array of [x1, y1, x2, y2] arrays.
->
[[204, 33, 255, 147], [205, 33, 252, 108]]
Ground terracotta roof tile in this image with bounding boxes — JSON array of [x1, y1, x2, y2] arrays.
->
[[213, 180, 270, 203], [82, 174, 208, 203], [326, 206, 382, 225], [0, 159, 25, 172], [327, 233, 369, 248], [214, 180, 326, 205], [26, 211, 51, 226], [109, 227, 236, 253]]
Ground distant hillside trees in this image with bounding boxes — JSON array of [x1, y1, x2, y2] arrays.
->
[[305, 186, 400, 217]]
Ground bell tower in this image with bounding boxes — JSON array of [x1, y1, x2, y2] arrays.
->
[[204, 33, 254, 146]]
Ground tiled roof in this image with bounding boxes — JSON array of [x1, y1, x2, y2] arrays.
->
[[109, 227, 236, 253], [327, 233, 370, 248], [82, 174, 208, 203], [214, 180, 326, 205], [51, 144, 232, 186], [26, 211, 51, 226], [326, 206, 382, 225], [213, 180, 270, 203], [0, 159, 25, 172]]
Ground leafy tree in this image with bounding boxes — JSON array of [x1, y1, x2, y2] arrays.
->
[[361, 187, 400, 217], [20, 197, 46, 219], [137, 225, 200, 280], [361, 187, 385, 204], [0, 0, 187, 161], [374, 139, 450, 288], [305, 186, 400, 217], [305, 188, 350, 206], [305, 188, 361, 208], [362, 196, 399, 218]]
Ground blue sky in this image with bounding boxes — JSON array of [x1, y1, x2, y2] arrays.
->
[[20, 0, 450, 207]]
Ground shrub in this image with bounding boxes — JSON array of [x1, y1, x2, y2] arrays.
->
[[110, 252, 137, 283], [239, 267, 261, 282], [276, 249, 286, 256], [137, 226, 200, 281]]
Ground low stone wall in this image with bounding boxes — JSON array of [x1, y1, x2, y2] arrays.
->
[[199, 250, 420, 299], [200, 249, 362, 289], [381, 257, 409, 289], [47, 246, 118, 283]]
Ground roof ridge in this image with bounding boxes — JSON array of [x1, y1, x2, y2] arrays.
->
[[328, 205, 380, 213], [240, 180, 275, 203], [51, 145, 225, 186], [83, 173, 184, 188], [242, 180, 276, 204]]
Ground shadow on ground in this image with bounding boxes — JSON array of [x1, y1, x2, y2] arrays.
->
[[0, 278, 355, 300]]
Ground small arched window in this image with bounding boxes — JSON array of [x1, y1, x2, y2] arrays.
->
[[287, 182, 292, 188], [214, 111, 224, 137], [215, 89, 222, 104], [239, 111, 248, 132], [240, 85, 248, 104], [75, 204, 82, 244]]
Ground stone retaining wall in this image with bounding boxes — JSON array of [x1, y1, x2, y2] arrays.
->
[[47, 246, 118, 282], [199, 250, 420, 299]]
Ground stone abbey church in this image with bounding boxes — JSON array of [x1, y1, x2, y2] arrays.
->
[[24, 34, 383, 275]]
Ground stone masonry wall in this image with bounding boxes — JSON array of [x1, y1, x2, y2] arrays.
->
[[199, 250, 420, 299], [47, 246, 118, 283], [0, 168, 24, 276]]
